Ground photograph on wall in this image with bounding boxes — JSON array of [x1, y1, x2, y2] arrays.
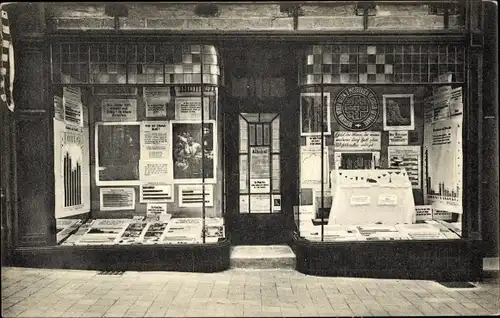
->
[[101, 99, 137, 122], [300, 92, 331, 136], [54, 120, 91, 218], [383, 94, 415, 131], [99, 188, 136, 211], [171, 120, 216, 183], [175, 97, 210, 120], [388, 146, 421, 189], [96, 122, 141, 185]]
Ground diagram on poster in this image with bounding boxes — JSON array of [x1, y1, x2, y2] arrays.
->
[[175, 97, 210, 120], [54, 120, 91, 218], [300, 146, 329, 189], [140, 183, 173, 203], [140, 121, 170, 159], [178, 184, 214, 207], [96, 122, 141, 185], [171, 120, 217, 183], [101, 99, 137, 122], [423, 117, 462, 213], [388, 146, 421, 189], [99, 188, 135, 211]]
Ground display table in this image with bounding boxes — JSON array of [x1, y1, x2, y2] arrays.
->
[[329, 169, 416, 225]]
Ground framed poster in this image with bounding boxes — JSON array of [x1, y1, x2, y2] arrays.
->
[[95, 122, 141, 186], [99, 188, 136, 211], [101, 99, 137, 122], [300, 92, 331, 136], [383, 94, 415, 131], [171, 120, 217, 184]]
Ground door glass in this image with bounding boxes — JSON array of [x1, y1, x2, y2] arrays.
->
[[239, 113, 280, 214]]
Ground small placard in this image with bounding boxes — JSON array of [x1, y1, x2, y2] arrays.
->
[[388, 131, 409, 145]]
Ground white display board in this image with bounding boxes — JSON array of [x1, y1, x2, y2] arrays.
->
[[328, 169, 415, 225]]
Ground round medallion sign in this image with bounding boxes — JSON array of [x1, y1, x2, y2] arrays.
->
[[333, 87, 380, 131]]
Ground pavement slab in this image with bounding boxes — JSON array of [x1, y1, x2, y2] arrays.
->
[[1, 266, 499, 317]]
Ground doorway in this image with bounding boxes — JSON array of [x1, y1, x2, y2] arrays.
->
[[222, 42, 299, 245]]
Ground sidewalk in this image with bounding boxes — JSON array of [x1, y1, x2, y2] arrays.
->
[[1, 266, 499, 317]]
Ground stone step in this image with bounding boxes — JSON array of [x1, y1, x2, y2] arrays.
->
[[230, 245, 296, 269]]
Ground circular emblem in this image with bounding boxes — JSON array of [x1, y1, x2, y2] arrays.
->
[[333, 87, 380, 131]]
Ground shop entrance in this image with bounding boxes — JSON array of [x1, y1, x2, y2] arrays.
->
[[223, 43, 299, 245]]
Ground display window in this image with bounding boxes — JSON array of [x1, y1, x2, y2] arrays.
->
[[51, 43, 225, 246], [296, 44, 465, 242]]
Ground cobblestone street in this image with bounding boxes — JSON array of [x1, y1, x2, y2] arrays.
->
[[1, 267, 499, 317]]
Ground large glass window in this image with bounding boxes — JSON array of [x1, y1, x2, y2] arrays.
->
[[52, 43, 225, 246], [296, 44, 465, 242]]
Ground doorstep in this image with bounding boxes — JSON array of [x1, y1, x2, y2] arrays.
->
[[230, 245, 296, 269]]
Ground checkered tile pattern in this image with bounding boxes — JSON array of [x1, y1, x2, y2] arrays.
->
[[301, 44, 465, 85], [52, 43, 220, 85]]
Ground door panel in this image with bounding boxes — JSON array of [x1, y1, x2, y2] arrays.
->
[[236, 113, 285, 244]]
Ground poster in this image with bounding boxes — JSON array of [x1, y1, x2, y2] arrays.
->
[[300, 146, 329, 189], [239, 155, 248, 192], [333, 131, 381, 151], [387, 146, 421, 189], [95, 122, 141, 185], [146, 203, 167, 219], [178, 184, 214, 207], [388, 131, 409, 145], [250, 179, 270, 193], [334, 151, 380, 170], [171, 120, 216, 183], [300, 92, 331, 136], [239, 117, 248, 153], [382, 94, 415, 131], [272, 194, 282, 212], [99, 188, 136, 211], [306, 136, 327, 146], [423, 117, 463, 213], [54, 95, 64, 121], [54, 120, 91, 218], [63, 87, 83, 127], [101, 99, 137, 122], [140, 183, 173, 203], [76, 219, 130, 245], [139, 160, 172, 182], [250, 195, 271, 213], [144, 87, 170, 117], [239, 195, 249, 213], [175, 97, 210, 120], [140, 121, 170, 159], [250, 147, 270, 178], [450, 87, 463, 117], [142, 222, 169, 244]]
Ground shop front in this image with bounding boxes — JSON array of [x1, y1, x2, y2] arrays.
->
[[1, 1, 497, 280]]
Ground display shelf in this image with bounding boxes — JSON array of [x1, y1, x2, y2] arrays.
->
[[292, 234, 483, 281], [12, 239, 231, 272]]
